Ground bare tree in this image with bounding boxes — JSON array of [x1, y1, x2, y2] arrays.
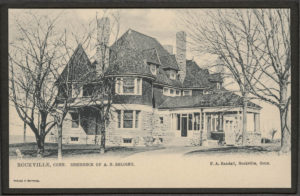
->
[[9, 11, 61, 156], [52, 10, 121, 156], [178, 9, 291, 152], [178, 9, 262, 145], [249, 9, 291, 152]]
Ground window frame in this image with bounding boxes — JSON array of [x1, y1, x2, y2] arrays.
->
[[115, 77, 142, 95], [116, 110, 141, 129]]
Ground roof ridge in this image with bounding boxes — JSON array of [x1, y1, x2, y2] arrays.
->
[[129, 29, 157, 41]]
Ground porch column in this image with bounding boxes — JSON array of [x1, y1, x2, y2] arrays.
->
[[200, 110, 207, 144], [254, 113, 260, 132]]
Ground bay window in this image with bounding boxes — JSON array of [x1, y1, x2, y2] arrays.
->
[[117, 110, 141, 129], [115, 77, 142, 95]]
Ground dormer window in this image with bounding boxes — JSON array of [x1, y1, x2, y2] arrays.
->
[[150, 64, 157, 75], [116, 77, 142, 95]]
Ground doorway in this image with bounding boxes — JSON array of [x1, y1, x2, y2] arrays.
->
[[181, 116, 187, 137]]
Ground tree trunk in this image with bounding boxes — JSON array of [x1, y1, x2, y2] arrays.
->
[[280, 108, 290, 152], [23, 122, 26, 143], [99, 123, 106, 154], [57, 123, 63, 159], [279, 82, 290, 153], [241, 96, 248, 145], [36, 136, 45, 157]]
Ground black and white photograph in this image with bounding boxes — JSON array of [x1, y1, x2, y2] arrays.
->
[[5, 6, 296, 191]]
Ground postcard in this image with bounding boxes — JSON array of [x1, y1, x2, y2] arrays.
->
[[7, 7, 293, 192]]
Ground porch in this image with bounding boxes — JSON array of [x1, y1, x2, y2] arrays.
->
[[165, 107, 261, 146]]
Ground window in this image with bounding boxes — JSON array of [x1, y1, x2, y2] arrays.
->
[[70, 112, 79, 128], [71, 137, 79, 141], [123, 78, 135, 94], [115, 77, 142, 95], [194, 113, 200, 130], [170, 71, 176, 80], [170, 89, 174, 95], [117, 110, 121, 128], [159, 117, 164, 124], [163, 87, 180, 97], [216, 82, 221, 89], [163, 87, 169, 95], [82, 84, 94, 97], [123, 110, 133, 128], [188, 114, 193, 130], [135, 111, 140, 128], [177, 114, 181, 130], [150, 64, 157, 75], [123, 138, 132, 143], [136, 78, 142, 95], [183, 90, 192, 96], [117, 110, 140, 129]]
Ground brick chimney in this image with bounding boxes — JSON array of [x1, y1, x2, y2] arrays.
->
[[176, 31, 186, 83], [96, 17, 110, 75]]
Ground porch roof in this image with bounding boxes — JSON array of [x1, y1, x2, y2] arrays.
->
[[158, 91, 261, 110]]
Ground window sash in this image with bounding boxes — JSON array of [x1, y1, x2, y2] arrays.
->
[[135, 111, 140, 128], [188, 114, 193, 130], [117, 110, 140, 129], [115, 77, 142, 95]]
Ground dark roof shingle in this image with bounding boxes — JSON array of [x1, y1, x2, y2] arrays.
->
[[158, 91, 261, 109]]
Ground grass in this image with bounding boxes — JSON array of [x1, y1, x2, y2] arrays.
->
[[184, 143, 282, 156], [9, 142, 164, 158]]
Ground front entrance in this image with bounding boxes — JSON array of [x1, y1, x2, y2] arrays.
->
[[181, 116, 187, 137], [224, 116, 236, 145]]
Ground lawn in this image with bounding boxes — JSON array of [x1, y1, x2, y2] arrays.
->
[[184, 143, 282, 156], [9, 143, 164, 158]]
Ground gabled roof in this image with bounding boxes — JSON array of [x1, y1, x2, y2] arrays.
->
[[158, 91, 261, 109], [111, 29, 171, 57], [159, 55, 179, 70], [155, 67, 182, 87], [209, 73, 223, 82], [141, 48, 161, 65], [183, 60, 212, 89], [56, 44, 96, 84], [105, 46, 154, 78]]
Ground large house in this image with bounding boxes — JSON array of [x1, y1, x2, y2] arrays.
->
[[50, 18, 262, 147]]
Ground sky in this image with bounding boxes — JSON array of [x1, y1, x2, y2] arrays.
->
[[9, 9, 283, 139]]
